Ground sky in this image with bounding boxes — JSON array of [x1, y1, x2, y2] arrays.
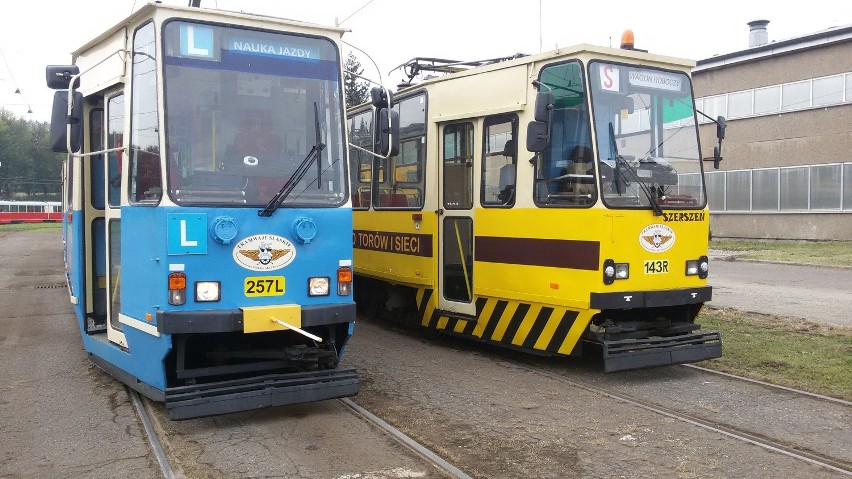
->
[[1, 0, 850, 122]]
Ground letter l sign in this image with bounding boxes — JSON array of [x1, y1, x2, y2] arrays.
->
[[180, 220, 197, 247]]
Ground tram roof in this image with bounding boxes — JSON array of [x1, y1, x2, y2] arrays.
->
[[393, 43, 696, 94], [72, 2, 348, 58]]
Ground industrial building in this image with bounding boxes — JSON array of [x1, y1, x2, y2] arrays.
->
[[693, 20, 852, 240]]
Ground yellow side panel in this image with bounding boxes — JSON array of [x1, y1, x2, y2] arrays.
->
[[242, 305, 301, 334], [354, 210, 438, 288]]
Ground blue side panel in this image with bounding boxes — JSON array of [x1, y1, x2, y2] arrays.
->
[[79, 323, 170, 391], [66, 209, 87, 335]]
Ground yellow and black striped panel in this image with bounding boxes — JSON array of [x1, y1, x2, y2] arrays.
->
[[415, 288, 592, 356]]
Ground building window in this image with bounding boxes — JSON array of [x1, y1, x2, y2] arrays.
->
[[843, 163, 852, 209], [810, 163, 841, 210], [846, 73, 852, 103], [753, 85, 781, 115], [813, 75, 844, 106], [726, 170, 751, 211], [703, 94, 727, 119], [752, 168, 779, 210], [780, 166, 809, 210], [699, 72, 852, 122], [727, 90, 753, 118], [706, 171, 725, 211], [709, 163, 852, 214], [781, 80, 811, 111]]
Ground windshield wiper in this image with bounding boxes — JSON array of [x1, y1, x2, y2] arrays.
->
[[259, 103, 325, 217], [609, 122, 663, 216]]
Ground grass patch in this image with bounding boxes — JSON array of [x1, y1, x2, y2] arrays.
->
[[710, 239, 852, 267], [697, 308, 852, 401], [0, 222, 62, 233]]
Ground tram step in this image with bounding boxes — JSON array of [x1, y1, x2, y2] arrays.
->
[[164, 368, 359, 420], [595, 331, 722, 373]]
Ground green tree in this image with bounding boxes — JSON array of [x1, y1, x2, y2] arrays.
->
[[343, 52, 369, 109], [0, 109, 63, 200]]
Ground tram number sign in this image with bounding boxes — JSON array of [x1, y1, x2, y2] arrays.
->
[[643, 260, 669, 275], [245, 276, 285, 297]]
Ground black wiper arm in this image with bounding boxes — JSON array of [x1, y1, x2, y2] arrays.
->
[[259, 103, 325, 217], [609, 123, 663, 216]]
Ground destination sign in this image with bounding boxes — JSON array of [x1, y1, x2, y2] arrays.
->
[[228, 38, 317, 60], [353, 230, 433, 257], [628, 69, 683, 92]]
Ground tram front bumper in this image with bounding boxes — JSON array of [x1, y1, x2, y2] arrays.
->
[[593, 330, 722, 372], [164, 368, 359, 420]]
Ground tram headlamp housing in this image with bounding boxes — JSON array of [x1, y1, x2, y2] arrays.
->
[[195, 281, 221, 302], [168, 272, 187, 306], [686, 256, 709, 279], [603, 259, 629, 285], [337, 267, 352, 296], [308, 277, 330, 296]]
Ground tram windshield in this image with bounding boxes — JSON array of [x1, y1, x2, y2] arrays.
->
[[162, 21, 346, 206], [589, 61, 705, 210]]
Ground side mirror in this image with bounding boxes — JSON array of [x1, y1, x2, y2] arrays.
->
[[377, 108, 399, 157], [45, 65, 80, 90], [712, 146, 722, 170], [526, 121, 549, 152], [370, 87, 394, 109], [534, 91, 553, 122], [49, 91, 83, 153], [716, 115, 726, 140]]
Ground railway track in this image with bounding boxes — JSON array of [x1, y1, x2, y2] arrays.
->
[[682, 363, 852, 407], [513, 359, 852, 476], [128, 388, 470, 479], [340, 398, 472, 479], [129, 389, 177, 479]]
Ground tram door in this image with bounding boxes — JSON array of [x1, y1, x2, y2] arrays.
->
[[104, 92, 126, 348], [86, 100, 108, 334], [438, 122, 476, 316]]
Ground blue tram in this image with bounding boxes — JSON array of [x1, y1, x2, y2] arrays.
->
[[46, 3, 359, 419]]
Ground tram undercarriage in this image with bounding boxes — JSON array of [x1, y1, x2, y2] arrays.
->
[[356, 279, 721, 373], [584, 302, 722, 372]]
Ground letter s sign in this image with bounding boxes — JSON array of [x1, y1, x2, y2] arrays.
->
[[600, 64, 620, 92]]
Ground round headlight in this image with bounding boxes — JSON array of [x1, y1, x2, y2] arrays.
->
[[195, 281, 220, 302], [309, 277, 330, 296], [604, 265, 615, 278]]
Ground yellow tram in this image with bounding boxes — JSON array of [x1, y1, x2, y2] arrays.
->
[[347, 38, 724, 371]]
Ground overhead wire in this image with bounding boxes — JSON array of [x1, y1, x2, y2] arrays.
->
[[337, 0, 375, 26], [0, 45, 32, 114]]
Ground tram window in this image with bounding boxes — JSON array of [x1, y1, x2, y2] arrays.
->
[[532, 61, 595, 207], [108, 220, 122, 331], [375, 94, 426, 209], [66, 154, 74, 208], [107, 94, 124, 208], [442, 217, 473, 303], [443, 122, 474, 210], [348, 110, 372, 209], [90, 107, 105, 210], [482, 115, 517, 207], [129, 22, 162, 204], [161, 21, 347, 207]]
